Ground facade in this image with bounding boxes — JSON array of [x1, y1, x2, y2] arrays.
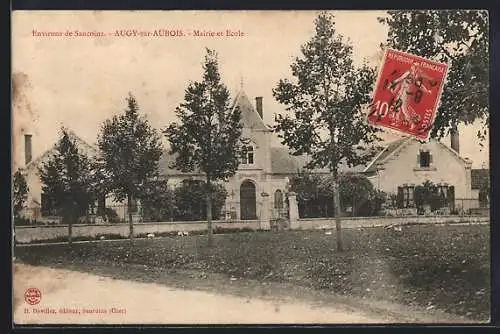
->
[[363, 137, 474, 212], [158, 90, 330, 221], [16, 130, 127, 222], [18, 130, 98, 221], [16, 89, 483, 222]]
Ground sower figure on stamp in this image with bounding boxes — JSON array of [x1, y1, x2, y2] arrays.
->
[[387, 63, 433, 129]]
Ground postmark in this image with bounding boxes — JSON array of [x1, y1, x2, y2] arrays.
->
[[24, 287, 42, 305], [367, 48, 449, 140]]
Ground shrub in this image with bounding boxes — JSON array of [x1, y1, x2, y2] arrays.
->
[[290, 172, 385, 218], [173, 180, 227, 221]]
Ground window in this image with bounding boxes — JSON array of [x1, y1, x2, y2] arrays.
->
[[397, 186, 415, 208], [419, 151, 431, 168], [241, 145, 254, 165]]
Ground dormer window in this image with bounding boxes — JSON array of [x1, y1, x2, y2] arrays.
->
[[241, 145, 254, 165]]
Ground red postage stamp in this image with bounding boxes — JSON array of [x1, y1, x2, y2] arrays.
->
[[367, 48, 449, 140]]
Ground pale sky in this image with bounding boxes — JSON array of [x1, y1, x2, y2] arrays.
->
[[12, 10, 489, 170]]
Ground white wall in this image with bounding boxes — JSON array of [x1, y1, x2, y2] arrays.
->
[[375, 140, 472, 199]]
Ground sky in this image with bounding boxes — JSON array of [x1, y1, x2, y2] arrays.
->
[[12, 10, 489, 170]]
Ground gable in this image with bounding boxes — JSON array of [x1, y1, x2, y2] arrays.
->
[[23, 130, 99, 174], [364, 137, 470, 173]]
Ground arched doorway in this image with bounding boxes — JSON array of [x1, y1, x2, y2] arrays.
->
[[240, 180, 257, 220]]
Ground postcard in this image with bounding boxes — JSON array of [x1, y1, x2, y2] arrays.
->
[[12, 10, 490, 325]]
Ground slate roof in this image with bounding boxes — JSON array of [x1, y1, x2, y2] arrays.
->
[[363, 137, 410, 173], [471, 169, 489, 189], [232, 90, 271, 131], [363, 136, 472, 174]]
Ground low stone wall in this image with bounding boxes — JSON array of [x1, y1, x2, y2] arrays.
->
[[14, 216, 489, 244], [295, 215, 490, 230], [14, 220, 261, 244]]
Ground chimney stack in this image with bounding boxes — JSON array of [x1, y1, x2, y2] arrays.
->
[[24, 134, 32, 165], [450, 131, 460, 153], [255, 97, 263, 119]]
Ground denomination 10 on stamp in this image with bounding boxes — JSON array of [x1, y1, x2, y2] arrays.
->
[[367, 48, 449, 140]]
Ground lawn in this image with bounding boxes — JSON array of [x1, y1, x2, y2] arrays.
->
[[15, 224, 490, 321]]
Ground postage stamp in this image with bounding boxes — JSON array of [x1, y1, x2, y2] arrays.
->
[[367, 48, 449, 140]]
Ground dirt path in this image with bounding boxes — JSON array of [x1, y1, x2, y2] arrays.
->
[[13, 263, 475, 325], [13, 263, 396, 325]]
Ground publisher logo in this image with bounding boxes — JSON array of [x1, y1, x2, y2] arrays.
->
[[24, 288, 42, 305]]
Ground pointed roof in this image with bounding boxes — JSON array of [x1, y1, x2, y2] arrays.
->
[[363, 137, 410, 173], [363, 137, 472, 174], [232, 90, 271, 131], [23, 129, 99, 173]]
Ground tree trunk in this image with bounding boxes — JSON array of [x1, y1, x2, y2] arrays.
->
[[128, 195, 134, 240], [333, 181, 343, 252], [206, 179, 213, 247]]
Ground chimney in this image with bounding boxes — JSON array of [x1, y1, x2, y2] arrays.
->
[[255, 97, 263, 119], [24, 134, 32, 165], [450, 131, 460, 153]]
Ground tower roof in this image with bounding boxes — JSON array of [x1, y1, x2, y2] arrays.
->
[[232, 90, 271, 131]]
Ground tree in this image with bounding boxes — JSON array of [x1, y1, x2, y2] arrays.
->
[[173, 180, 228, 221], [97, 93, 163, 240], [38, 128, 93, 245], [273, 12, 381, 251], [13, 170, 29, 218], [378, 10, 489, 145], [164, 49, 242, 246], [338, 173, 386, 216], [141, 178, 175, 222]]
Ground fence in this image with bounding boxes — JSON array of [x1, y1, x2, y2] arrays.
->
[[16, 196, 489, 227]]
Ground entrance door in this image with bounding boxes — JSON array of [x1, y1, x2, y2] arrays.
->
[[240, 180, 257, 220]]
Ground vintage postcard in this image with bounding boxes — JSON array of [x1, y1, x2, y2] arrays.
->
[[12, 10, 490, 325]]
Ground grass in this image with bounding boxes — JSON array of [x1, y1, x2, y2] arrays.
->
[[14, 224, 490, 321]]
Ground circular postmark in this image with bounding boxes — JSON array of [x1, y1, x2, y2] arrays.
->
[[24, 287, 42, 305]]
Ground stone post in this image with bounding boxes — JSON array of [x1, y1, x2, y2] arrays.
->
[[260, 192, 271, 230], [288, 191, 299, 229]]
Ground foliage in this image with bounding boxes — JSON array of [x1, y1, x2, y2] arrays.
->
[[379, 10, 489, 143], [164, 49, 242, 181], [289, 173, 333, 218], [97, 93, 163, 237], [164, 48, 242, 243], [13, 170, 29, 218], [38, 128, 93, 223], [273, 12, 382, 174], [338, 174, 386, 216], [289, 172, 384, 217], [173, 179, 227, 221], [413, 180, 448, 212], [141, 178, 175, 222], [16, 225, 490, 321], [273, 12, 383, 251]]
